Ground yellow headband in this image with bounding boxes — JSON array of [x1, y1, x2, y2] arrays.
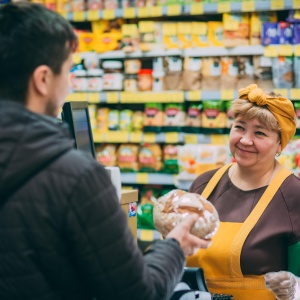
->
[[238, 84, 296, 150]]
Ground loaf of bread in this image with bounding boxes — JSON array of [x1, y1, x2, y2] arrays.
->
[[153, 189, 219, 239]]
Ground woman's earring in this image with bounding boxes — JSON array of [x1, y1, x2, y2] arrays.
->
[[276, 152, 281, 157]]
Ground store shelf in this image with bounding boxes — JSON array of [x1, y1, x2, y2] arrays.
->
[[61, 1, 296, 21], [121, 172, 176, 185], [137, 229, 162, 241]]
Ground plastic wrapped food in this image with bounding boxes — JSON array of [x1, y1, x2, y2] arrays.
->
[[153, 189, 219, 239]]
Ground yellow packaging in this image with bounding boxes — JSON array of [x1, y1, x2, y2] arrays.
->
[[163, 23, 178, 49], [223, 13, 250, 47], [178, 22, 192, 49], [207, 21, 223, 47], [250, 12, 277, 45], [77, 31, 94, 52], [191, 22, 209, 47]]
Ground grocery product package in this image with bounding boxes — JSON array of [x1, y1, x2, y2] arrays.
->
[[162, 23, 178, 49], [191, 22, 209, 48], [96, 144, 117, 166], [181, 57, 202, 91], [143, 103, 164, 131], [272, 56, 294, 89], [207, 21, 223, 46], [163, 145, 179, 173], [121, 24, 139, 53], [164, 103, 186, 131], [253, 55, 274, 90], [220, 56, 239, 90], [163, 56, 183, 90], [117, 144, 139, 172], [236, 56, 255, 90], [201, 57, 221, 91], [138, 144, 163, 172]]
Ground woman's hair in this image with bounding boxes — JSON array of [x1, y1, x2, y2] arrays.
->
[[230, 91, 281, 133]]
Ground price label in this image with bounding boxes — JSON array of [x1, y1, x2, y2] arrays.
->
[[66, 93, 78, 101], [264, 46, 278, 57], [184, 134, 198, 144], [72, 52, 81, 64], [123, 7, 136, 18], [295, 45, 300, 56], [188, 90, 201, 101], [87, 10, 99, 21], [221, 89, 234, 100], [137, 7, 149, 18], [171, 92, 184, 103], [167, 5, 181, 16], [150, 6, 163, 17], [120, 92, 132, 103], [165, 132, 179, 143], [139, 229, 154, 241], [103, 9, 115, 20], [293, 0, 300, 8], [58, 11, 68, 19], [88, 93, 100, 103], [190, 3, 203, 15], [92, 131, 104, 143], [211, 135, 226, 145], [241, 1, 255, 12], [73, 11, 85, 21], [107, 92, 119, 103], [217, 2, 230, 13], [144, 133, 156, 143], [274, 89, 288, 97], [106, 131, 128, 143], [279, 45, 293, 56], [271, 0, 284, 10], [130, 132, 142, 143], [290, 89, 300, 100]]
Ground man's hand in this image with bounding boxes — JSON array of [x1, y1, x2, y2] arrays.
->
[[166, 214, 212, 256], [265, 271, 300, 300]]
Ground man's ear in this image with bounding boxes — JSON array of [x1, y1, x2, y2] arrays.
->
[[31, 65, 52, 96]]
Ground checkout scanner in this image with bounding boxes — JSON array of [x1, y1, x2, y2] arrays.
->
[[61, 101, 232, 300]]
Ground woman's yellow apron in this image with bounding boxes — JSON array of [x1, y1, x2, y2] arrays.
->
[[186, 163, 292, 300]]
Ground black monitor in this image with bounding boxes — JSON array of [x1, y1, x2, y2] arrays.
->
[[61, 101, 96, 159]]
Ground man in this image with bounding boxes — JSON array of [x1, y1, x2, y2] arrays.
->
[[0, 3, 210, 300]]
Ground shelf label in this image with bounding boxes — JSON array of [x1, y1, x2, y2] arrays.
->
[[150, 6, 163, 17], [58, 11, 68, 19], [165, 132, 179, 143], [290, 89, 300, 100], [211, 135, 226, 145], [103, 9, 115, 19], [144, 133, 156, 143], [107, 92, 119, 103], [120, 92, 133, 103], [72, 52, 82, 64], [171, 92, 184, 103], [279, 45, 293, 56], [293, 0, 300, 8], [73, 11, 85, 21], [92, 131, 104, 143], [241, 1, 255, 12], [188, 90, 201, 101], [136, 173, 149, 184], [264, 45, 278, 57], [184, 134, 198, 144], [295, 45, 300, 56], [271, 0, 284, 10], [217, 2, 230, 13], [167, 5, 181, 16], [221, 89, 234, 100], [139, 229, 154, 241], [130, 132, 142, 143], [70, 92, 87, 101], [88, 93, 100, 103], [137, 7, 149, 18], [190, 3, 203, 15], [87, 10, 99, 21], [123, 7, 136, 18], [106, 131, 128, 143], [274, 89, 288, 97]]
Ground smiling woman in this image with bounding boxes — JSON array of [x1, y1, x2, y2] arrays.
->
[[185, 84, 300, 300]]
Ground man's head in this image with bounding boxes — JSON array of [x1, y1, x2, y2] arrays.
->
[[0, 2, 77, 116]]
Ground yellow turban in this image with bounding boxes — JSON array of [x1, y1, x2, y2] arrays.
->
[[238, 84, 296, 150]]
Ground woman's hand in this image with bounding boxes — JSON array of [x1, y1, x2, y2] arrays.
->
[[166, 214, 212, 256], [265, 271, 300, 300]]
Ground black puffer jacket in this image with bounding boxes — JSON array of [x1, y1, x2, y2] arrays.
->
[[0, 101, 185, 300]]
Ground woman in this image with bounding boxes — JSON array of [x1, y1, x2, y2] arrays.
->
[[186, 84, 300, 300]]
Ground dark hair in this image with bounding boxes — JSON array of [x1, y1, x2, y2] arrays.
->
[[0, 2, 77, 103]]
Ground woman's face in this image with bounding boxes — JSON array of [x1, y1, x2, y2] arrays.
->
[[230, 116, 281, 169]]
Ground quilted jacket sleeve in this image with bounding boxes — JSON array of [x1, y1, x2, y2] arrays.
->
[[64, 162, 185, 300]]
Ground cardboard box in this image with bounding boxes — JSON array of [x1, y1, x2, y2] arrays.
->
[[121, 190, 138, 241]]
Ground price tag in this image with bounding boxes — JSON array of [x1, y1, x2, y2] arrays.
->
[[137, 7, 149, 18], [290, 89, 300, 100], [92, 131, 104, 143], [279, 45, 293, 56], [217, 2, 230, 13], [171, 92, 184, 103], [188, 90, 201, 101], [221, 89, 234, 100], [190, 3, 203, 15], [274, 89, 288, 97], [293, 0, 300, 9], [264, 46, 278, 57], [123, 7, 136, 18], [73, 11, 85, 21], [271, 0, 284, 10], [184, 134, 198, 144], [103, 9, 115, 20], [106, 131, 128, 143], [167, 5, 181, 16], [150, 6, 163, 17], [66, 93, 78, 101], [295, 45, 300, 56], [211, 135, 226, 145], [137, 173, 149, 184], [58, 11, 68, 19], [107, 92, 119, 103], [165, 132, 179, 143], [130, 132, 142, 143], [87, 10, 99, 21], [73, 92, 87, 101], [88, 93, 100, 103], [241, 1, 255, 12], [144, 133, 156, 143], [120, 92, 132, 103], [139, 229, 154, 241]]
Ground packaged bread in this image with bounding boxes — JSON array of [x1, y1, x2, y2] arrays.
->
[[153, 189, 219, 239]]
